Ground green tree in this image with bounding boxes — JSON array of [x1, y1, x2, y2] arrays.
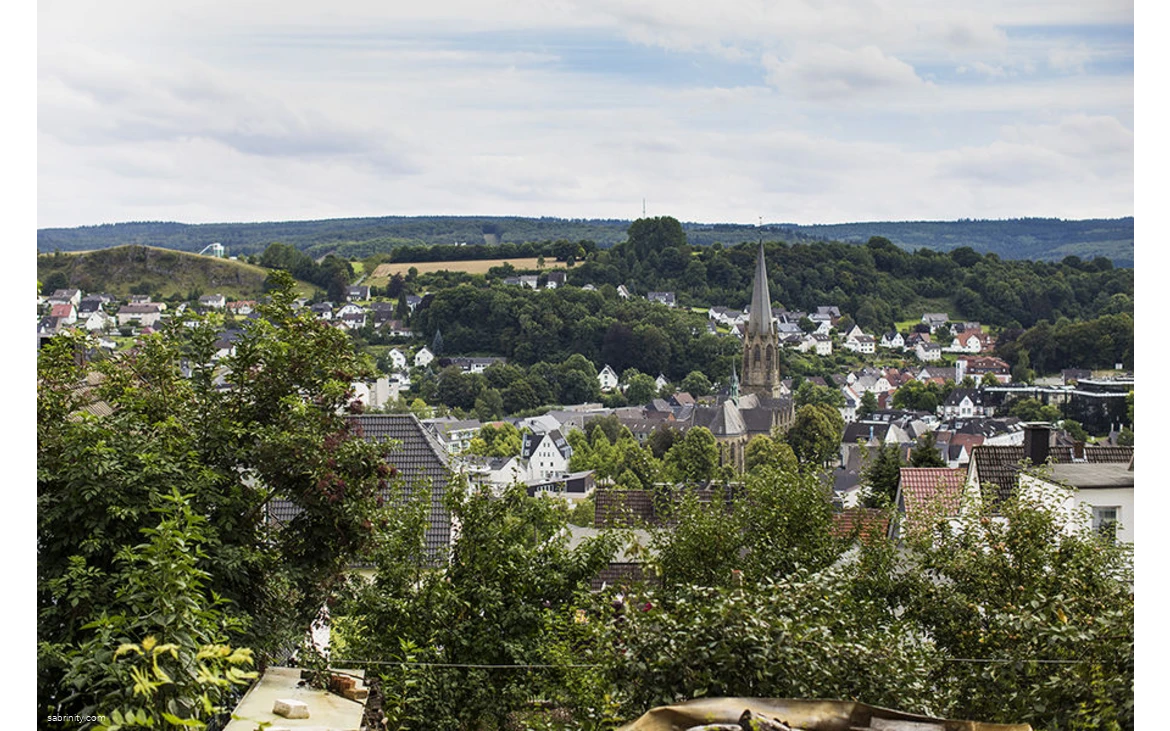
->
[[786, 404, 845, 467], [744, 434, 798, 474], [665, 427, 720, 484], [897, 488, 1134, 730], [342, 482, 617, 728], [623, 369, 658, 405], [1062, 419, 1090, 443], [473, 387, 505, 422], [909, 433, 946, 467], [468, 422, 523, 458], [38, 272, 385, 721], [795, 380, 846, 409], [42, 270, 69, 295], [858, 391, 879, 419], [57, 490, 258, 728], [891, 379, 944, 412], [680, 370, 713, 397], [862, 443, 904, 506], [626, 216, 687, 259], [1008, 397, 1061, 422]]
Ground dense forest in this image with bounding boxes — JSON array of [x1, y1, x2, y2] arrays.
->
[[38, 216, 1135, 378], [37, 215, 1134, 266], [392, 219, 1133, 383]]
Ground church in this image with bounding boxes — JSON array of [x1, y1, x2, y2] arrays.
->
[[679, 243, 794, 471]]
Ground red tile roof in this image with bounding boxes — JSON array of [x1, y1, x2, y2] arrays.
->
[[899, 467, 967, 520], [831, 508, 891, 540]]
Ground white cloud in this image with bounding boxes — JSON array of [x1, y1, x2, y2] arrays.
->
[[36, 0, 1133, 227], [957, 61, 1009, 78], [762, 44, 930, 99], [1048, 43, 1096, 73]]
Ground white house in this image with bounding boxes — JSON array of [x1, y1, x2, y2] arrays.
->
[[466, 455, 527, 494], [844, 334, 876, 354], [655, 373, 670, 393], [922, 312, 949, 329], [915, 342, 942, 362], [351, 376, 396, 410], [414, 346, 435, 368], [387, 348, 408, 371], [880, 332, 905, 350], [940, 388, 989, 418], [967, 427, 1134, 546], [1019, 461, 1134, 545], [49, 289, 82, 307], [810, 333, 833, 355], [522, 429, 573, 481], [117, 303, 165, 328], [598, 364, 619, 392], [946, 330, 987, 354], [83, 310, 115, 333]]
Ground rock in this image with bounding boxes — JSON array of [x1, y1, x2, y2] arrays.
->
[[273, 698, 310, 719]]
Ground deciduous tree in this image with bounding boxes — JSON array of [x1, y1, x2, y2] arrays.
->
[[38, 272, 385, 721], [786, 404, 845, 467]]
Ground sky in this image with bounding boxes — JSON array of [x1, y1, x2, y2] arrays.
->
[[37, 0, 1134, 228]]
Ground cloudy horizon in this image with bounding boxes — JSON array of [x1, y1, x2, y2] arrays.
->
[[37, 1, 1134, 229]]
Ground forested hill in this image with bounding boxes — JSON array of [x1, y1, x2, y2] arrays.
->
[[37, 215, 1134, 267]]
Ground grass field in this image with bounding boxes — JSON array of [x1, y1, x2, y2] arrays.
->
[[370, 257, 564, 282]]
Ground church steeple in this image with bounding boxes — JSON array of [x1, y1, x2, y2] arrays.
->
[[746, 242, 774, 338], [741, 242, 781, 399]]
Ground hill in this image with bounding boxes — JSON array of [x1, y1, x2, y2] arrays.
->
[[37, 215, 1134, 267], [37, 245, 276, 300]]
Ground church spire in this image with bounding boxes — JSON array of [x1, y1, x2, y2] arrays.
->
[[746, 241, 773, 338], [740, 242, 781, 399]]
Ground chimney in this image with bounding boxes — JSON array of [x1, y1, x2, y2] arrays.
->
[[1023, 422, 1051, 465]]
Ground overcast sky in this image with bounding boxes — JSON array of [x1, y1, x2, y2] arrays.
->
[[37, 0, 1134, 228]]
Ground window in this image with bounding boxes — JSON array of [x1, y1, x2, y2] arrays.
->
[[1092, 506, 1120, 537]]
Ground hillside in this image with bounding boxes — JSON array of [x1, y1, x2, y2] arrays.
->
[[37, 245, 275, 299], [37, 215, 1134, 267]]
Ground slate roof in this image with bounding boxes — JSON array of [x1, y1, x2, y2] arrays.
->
[[267, 414, 453, 560], [847, 422, 896, 445], [595, 489, 657, 527], [521, 429, 571, 460], [594, 487, 731, 528], [118, 303, 163, 314], [944, 388, 985, 407], [971, 444, 1134, 504]]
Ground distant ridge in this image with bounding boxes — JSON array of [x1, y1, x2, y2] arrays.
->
[[37, 215, 1134, 267]]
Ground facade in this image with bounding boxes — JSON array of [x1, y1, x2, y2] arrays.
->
[[522, 429, 573, 481], [598, 365, 619, 392]]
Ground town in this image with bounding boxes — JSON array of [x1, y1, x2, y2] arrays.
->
[[37, 218, 1134, 731]]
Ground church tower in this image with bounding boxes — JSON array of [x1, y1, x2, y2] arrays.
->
[[741, 242, 781, 398]]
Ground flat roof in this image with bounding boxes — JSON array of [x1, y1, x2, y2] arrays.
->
[[1044, 462, 1134, 490]]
